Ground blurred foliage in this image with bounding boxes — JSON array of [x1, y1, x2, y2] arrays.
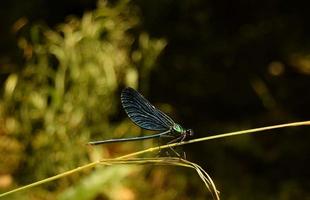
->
[[59, 165, 139, 200], [0, 0, 166, 199]]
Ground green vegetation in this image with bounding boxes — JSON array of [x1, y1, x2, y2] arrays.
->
[[0, 1, 166, 199]]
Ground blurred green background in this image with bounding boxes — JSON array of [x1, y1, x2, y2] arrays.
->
[[1, 0, 310, 199]]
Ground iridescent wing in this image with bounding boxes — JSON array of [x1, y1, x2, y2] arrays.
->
[[121, 87, 175, 131]]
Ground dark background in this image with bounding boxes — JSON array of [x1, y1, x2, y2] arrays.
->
[[1, 0, 310, 199]]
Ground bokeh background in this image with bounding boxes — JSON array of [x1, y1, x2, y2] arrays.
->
[[1, 0, 310, 199]]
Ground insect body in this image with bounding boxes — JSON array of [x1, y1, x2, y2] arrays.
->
[[89, 87, 193, 145]]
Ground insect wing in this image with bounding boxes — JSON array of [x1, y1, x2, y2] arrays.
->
[[121, 87, 175, 131]]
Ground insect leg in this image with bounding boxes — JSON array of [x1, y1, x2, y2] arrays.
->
[[166, 134, 186, 157]]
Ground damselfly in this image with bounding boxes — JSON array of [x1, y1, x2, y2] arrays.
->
[[89, 87, 193, 145]]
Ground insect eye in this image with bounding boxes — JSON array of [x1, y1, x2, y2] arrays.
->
[[187, 129, 194, 136]]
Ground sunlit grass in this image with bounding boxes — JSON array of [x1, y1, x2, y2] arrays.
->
[[1, 120, 309, 199], [99, 158, 219, 200]]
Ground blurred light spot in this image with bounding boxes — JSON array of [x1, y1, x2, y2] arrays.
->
[[30, 93, 46, 110], [0, 136, 23, 174], [290, 54, 310, 74], [17, 38, 33, 59], [116, 187, 135, 200], [132, 51, 142, 62], [268, 61, 284, 76], [5, 118, 18, 133], [4, 74, 18, 99], [0, 174, 12, 188], [251, 78, 276, 109], [125, 68, 138, 88], [139, 33, 149, 48], [12, 17, 28, 33]]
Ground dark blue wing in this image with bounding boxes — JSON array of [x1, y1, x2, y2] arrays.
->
[[121, 87, 175, 131]]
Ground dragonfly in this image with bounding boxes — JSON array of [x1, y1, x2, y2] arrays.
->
[[88, 87, 193, 145]]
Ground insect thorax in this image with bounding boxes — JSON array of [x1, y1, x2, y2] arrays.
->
[[173, 123, 185, 133]]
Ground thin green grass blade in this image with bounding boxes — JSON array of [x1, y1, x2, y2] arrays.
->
[[1, 120, 309, 198]]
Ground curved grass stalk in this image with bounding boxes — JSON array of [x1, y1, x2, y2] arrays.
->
[[1, 120, 309, 198], [99, 157, 220, 200]]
